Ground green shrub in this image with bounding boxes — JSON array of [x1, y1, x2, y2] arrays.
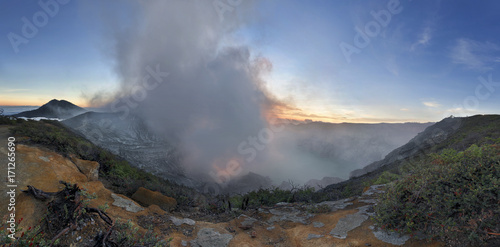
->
[[229, 185, 317, 209], [0, 116, 17, 125], [374, 144, 500, 246], [0, 220, 55, 246], [114, 219, 170, 246], [372, 171, 400, 185], [9, 119, 199, 209]]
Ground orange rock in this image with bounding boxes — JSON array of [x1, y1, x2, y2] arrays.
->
[[2, 144, 89, 231], [131, 187, 177, 212], [70, 156, 100, 181], [147, 204, 166, 215], [362, 186, 370, 194]]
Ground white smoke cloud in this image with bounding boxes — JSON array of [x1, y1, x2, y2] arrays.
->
[[85, 0, 428, 188], [94, 0, 277, 180]]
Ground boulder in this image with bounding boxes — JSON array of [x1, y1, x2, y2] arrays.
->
[[111, 193, 144, 213], [131, 187, 177, 211], [70, 156, 100, 181], [190, 228, 233, 247]]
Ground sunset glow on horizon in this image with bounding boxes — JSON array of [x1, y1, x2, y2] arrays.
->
[[1, 1, 500, 123]]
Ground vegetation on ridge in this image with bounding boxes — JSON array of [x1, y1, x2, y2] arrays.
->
[[2, 114, 500, 246], [1, 116, 199, 209], [375, 143, 500, 246]]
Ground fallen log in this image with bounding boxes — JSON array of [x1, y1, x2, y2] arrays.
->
[[22, 181, 114, 246]]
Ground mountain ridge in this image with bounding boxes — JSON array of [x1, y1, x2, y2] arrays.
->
[[322, 114, 500, 200], [13, 99, 87, 120]]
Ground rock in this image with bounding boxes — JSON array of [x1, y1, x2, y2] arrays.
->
[[190, 228, 233, 247], [358, 199, 378, 204], [330, 213, 369, 239], [307, 234, 323, 240], [266, 226, 275, 231], [238, 225, 252, 230], [181, 240, 188, 246], [313, 221, 325, 228], [147, 204, 166, 215], [275, 202, 290, 206], [238, 214, 257, 229], [70, 156, 100, 181], [329, 206, 372, 239], [131, 187, 177, 211], [170, 216, 196, 226], [372, 229, 410, 246], [268, 207, 313, 224], [362, 184, 386, 196], [111, 193, 144, 213], [312, 198, 353, 212]]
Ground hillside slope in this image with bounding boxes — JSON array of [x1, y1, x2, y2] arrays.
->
[[62, 111, 196, 187], [0, 124, 444, 247], [13, 99, 87, 120], [323, 114, 500, 199]]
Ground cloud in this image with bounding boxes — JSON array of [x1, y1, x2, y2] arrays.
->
[[2, 88, 31, 93], [400, 108, 409, 111], [422, 101, 440, 108], [450, 38, 500, 71], [410, 26, 432, 51], [446, 107, 464, 113]]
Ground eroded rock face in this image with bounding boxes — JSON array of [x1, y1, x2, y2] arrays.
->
[[111, 193, 144, 213], [70, 155, 100, 181], [1, 144, 88, 230], [131, 187, 177, 211]]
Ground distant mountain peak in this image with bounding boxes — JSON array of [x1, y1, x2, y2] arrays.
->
[[45, 99, 78, 107], [14, 99, 87, 120]]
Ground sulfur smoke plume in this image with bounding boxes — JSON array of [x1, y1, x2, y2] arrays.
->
[[85, 0, 427, 189], [94, 0, 282, 183]]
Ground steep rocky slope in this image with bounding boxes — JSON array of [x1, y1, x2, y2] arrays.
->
[[1, 125, 444, 246]]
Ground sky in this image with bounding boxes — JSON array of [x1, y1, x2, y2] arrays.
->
[[1, 0, 500, 123]]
